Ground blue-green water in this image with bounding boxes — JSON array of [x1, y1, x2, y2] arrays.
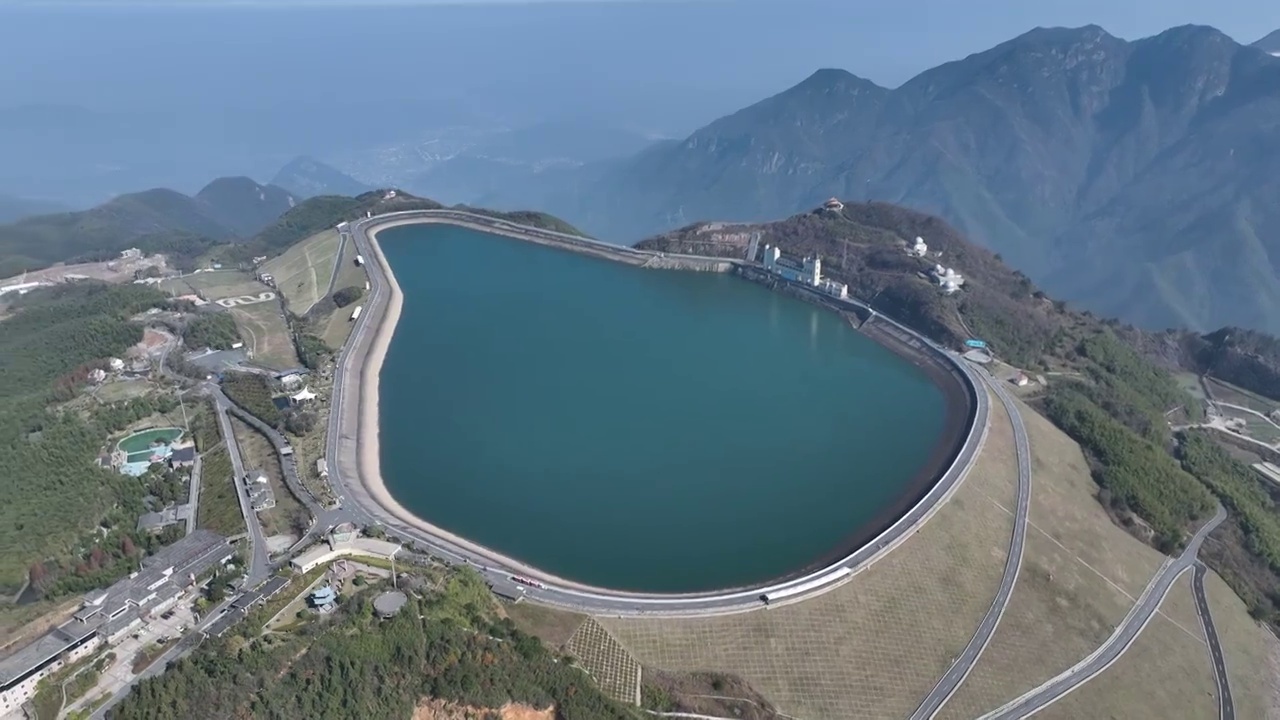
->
[[378, 224, 946, 592]]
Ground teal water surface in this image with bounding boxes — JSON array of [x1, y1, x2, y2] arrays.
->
[[377, 224, 946, 592]]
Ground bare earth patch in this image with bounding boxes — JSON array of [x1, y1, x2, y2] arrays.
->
[[412, 699, 554, 720], [597, 385, 1018, 719], [643, 668, 785, 720]]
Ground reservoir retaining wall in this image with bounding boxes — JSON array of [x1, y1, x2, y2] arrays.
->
[[338, 209, 984, 608], [735, 265, 979, 582]]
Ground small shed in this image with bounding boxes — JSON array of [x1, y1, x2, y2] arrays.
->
[[169, 446, 197, 469]]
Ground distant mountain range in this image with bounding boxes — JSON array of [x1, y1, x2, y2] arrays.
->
[[494, 24, 1280, 335], [1256, 29, 1280, 55], [0, 177, 296, 278], [0, 194, 70, 224], [271, 156, 373, 199]]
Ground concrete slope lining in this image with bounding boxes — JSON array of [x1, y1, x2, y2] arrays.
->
[[979, 505, 1227, 718], [909, 371, 1032, 719]]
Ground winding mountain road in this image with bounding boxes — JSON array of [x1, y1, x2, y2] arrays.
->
[[980, 504, 1228, 719], [911, 369, 1031, 719], [1194, 560, 1236, 720]]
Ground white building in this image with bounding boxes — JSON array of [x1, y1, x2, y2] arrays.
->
[[819, 278, 849, 299], [0, 531, 231, 715], [911, 236, 929, 257], [290, 528, 401, 574], [762, 245, 847, 299], [932, 264, 965, 294], [762, 245, 821, 286], [278, 373, 304, 389], [108, 358, 125, 372]]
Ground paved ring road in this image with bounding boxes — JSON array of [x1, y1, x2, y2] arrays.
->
[[911, 369, 1032, 718], [321, 209, 992, 617]]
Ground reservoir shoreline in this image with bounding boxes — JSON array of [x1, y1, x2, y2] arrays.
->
[[334, 210, 978, 602]]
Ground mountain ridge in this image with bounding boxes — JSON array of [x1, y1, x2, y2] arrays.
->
[[1255, 29, 1280, 54], [270, 156, 372, 199], [499, 23, 1280, 335], [0, 178, 297, 278]]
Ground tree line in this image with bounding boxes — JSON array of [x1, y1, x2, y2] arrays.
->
[[112, 569, 640, 720]]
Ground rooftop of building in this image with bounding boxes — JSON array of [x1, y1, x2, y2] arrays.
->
[[169, 446, 197, 463], [0, 622, 98, 687], [259, 576, 290, 598], [82, 530, 230, 621], [373, 591, 408, 616]]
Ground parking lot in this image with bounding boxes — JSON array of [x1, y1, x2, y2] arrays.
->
[[61, 594, 200, 716]]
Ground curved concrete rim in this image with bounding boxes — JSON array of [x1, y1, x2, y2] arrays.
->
[[326, 209, 990, 613]]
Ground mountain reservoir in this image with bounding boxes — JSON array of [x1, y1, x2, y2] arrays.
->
[[376, 224, 949, 593]]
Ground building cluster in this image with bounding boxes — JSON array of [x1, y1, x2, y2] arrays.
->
[[762, 245, 848, 299], [0, 531, 232, 715], [290, 523, 401, 575], [244, 469, 277, 512], [931, 264, 966, 294], [204, 575, 290, 638]]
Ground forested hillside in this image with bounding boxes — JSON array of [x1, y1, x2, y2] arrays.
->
[[0, 283, 182, 593], [0, 280, 206, 594], [114, 569, 641, 720], [0, 177, 296, 278]]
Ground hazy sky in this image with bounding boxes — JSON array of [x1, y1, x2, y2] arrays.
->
[[2, 0, 1275, 116], [1, 0, 1276, 202]]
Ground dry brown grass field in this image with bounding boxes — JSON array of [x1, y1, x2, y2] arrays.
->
[[228, 300, 299, 370], [260, 229, 342, 314], [939, 397, 1179, 717], [162, 270, 267, 300], [504, 602, 586, 649], [1037, 609, 1216, 720], [1203, 570, 1280, 720], [318, 241, 370, 349], [230, 418, 305, 538], [597, 384, 1018, 719]]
